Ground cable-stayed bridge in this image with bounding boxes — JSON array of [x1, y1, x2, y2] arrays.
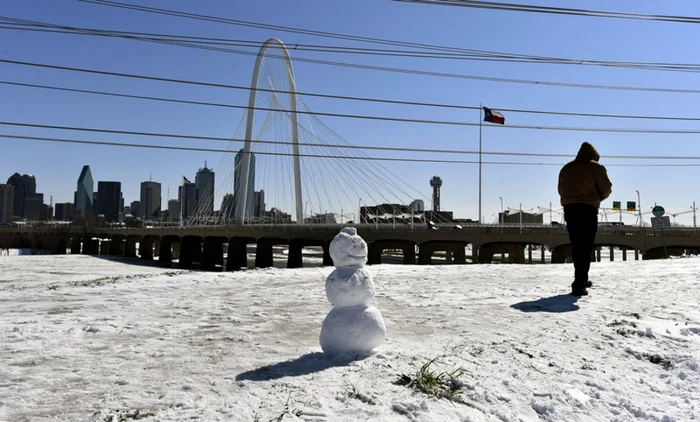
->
[[182, 38, 456, 229]]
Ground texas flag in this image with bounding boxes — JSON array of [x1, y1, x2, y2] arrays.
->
[[483, 106, 505, 125]]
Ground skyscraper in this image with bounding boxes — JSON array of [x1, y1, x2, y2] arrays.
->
[[0, 184, 14, 224], [75, 165, 94, 218], [254, 190, 265, 218], [54, 203, 75, 221], [140, 181, 162, 219], [168, 199, 180, 221], [6, 173, 36, 218], [430, 176, 442, 212], [130, 201, 141, 218], [97, 181, 122, 222], [178, 181, 198, 219], [6, 173, 45, 220], [195, 162, 215, 216], [234, 149, 255, 219], [220, 193, 234, 221]]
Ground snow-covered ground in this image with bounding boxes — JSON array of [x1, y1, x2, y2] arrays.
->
[[1, 255, 698, 421]]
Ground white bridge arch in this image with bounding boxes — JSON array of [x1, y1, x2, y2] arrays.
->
[[235, 38, 303, 224]]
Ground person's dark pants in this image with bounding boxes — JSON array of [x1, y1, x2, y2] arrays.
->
[[564, 203, 598, 290]]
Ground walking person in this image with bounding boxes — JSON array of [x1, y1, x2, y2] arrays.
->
[[558, 142, 613, 296]]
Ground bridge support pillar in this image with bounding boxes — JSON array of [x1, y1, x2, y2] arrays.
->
[[622, 248, 627, 261], [635, 250, 639, 260], [81, 237, 92, 255], [158, 238, 174, 265], [541, 247, 545, 264], [445, 251, 452, 264], [287, 240, 304, 269], [255, 239, 274, 268], [202, 238, 224, 271], [226, 239, 248, 271], [153, 240, 161, 258], [418, 247, 432, 265], [124, 238, 138, 258], [53, 237, 67, 255], [403, 246, 416, 265], [551, 245, 570, 264], [610, 246, 614, 262], [528, 245, 532, 264], [179, 237, 202, 269], [139, 240, 153, 261], [596, 247, 601, 262], [99, 240, 110, 255], [109, 237, 124, 256], [322, 243, 333, 266], [70, 237, 81, 254], [89, 239, 99, 255], [454, 246, 466, 265], [368, 243, 382, 265]]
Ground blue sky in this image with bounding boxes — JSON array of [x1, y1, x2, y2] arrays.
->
[[2, 0, 700, 224]]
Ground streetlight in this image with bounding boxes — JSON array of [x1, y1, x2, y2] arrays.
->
[[358, 198, 362, 225], [636, 190, 643, 227], [499, 196, 503, 224]]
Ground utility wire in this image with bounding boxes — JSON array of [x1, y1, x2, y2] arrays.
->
[[0, 133, 553, 165], [393, 0, 700, 24], [5, 78, 700, 134], [3, 120, 700, 160], [5, 43, 700, 97], [4, 60, 700, 123], [3, 133, 700, 167], [3, 17, 700, 73]]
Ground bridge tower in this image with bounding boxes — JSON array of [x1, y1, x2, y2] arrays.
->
[[430, 176, 442, 212], [236, 38, 303, 224]]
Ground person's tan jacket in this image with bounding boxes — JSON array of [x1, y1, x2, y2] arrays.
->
[[558, 142, 612, 208]]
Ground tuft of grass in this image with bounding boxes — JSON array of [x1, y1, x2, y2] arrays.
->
[[615, 327, 644, 337], [644, 353, 673, 368], [394, 357, 467, 399]]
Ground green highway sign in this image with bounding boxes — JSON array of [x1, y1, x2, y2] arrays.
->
[[652, 205, 665, 218]]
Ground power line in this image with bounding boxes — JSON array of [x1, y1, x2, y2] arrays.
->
[[394, 0, 700, 24], [10, 79, 700, 132], [0, 133, 554, 165], [3, 17, 700, 73], [73, 1, 700, 88], [4, 60, 700, 125], [6, 76, 700, 134], [5, 45, 699, 98], [3, 120, 700, 161], [4, 133, 700, 167]]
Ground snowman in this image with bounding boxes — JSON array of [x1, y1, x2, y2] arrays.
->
[[319, 227, 386, 356]]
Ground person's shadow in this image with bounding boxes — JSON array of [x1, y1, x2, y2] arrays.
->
[[235, 351, 372, 381], [510, 294, 580, 313]]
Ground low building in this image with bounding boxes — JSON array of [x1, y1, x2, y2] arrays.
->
[[499, 210, 543, 225]]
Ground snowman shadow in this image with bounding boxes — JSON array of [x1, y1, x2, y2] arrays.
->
[[235, 351, 375, 381]]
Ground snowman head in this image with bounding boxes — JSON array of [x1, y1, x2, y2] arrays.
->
[[329, 227, 368, 267]]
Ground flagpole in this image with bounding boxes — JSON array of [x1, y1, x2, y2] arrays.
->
[[479, 103, 482, 225]]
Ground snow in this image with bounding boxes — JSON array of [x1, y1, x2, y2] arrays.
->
[[328, 227, 368, 268], [320, 228, 385, 356], [325, 267, 375, 307], [320, 305, 386, 355], [1, 254, 699, 421]]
